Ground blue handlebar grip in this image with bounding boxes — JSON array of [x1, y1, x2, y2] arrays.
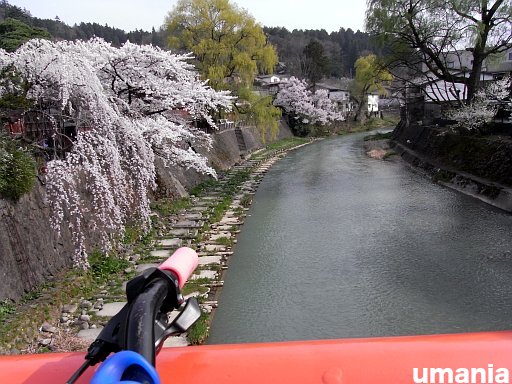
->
[[90, 351, 161, 384]]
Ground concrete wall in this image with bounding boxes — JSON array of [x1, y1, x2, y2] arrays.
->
[[0, 123, 293, 300]]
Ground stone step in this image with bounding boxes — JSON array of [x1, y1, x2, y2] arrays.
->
[[179, 213, 203, 221], [172, 220, 202, 229], [184, 291, 202, 299], [187, 206, 209, 213], [77, 327, 103, 341], [198, 256, 222, 265], [163, 335, 189, 348], [205, 281, 224, 288], [150, 249, 172, 258], [136, 263, 159, 273], [207, 232, 232, 240], [199, 196, 220, 201], [96, 302, 126, 317], [218, 217, 243, 225], [168, 229, 198, 238], [155, 238, 182, 249], [203, 244, 227, 252], [191, 270, 218, 280]]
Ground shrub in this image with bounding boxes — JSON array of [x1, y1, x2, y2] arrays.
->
[[0, 135, 36, 201]]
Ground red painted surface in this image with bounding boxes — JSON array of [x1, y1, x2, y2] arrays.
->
[[1, 331, 511, 383]]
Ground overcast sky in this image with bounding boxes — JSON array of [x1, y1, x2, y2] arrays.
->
[[7, 0, 367, 33]]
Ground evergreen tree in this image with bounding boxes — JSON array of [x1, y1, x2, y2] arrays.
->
[[0, 18, 50, 51]]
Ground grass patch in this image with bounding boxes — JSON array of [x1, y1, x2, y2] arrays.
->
[[433, 169, 455, 183], [88, 250, 130, 280], [251, 137, 309, 160], [364, 131, 393, 141], [0, 134, 37, 201], [0, 244, 138, 352], [340, 116, 400, 135], [151, 197, 191, 216], [122, 224, 153, 245], [187, 312, 210, 345], [221, 169, 252, 196], [181, 282, 209, 297], [240, 194, 252, 208], [361, 116, 399, 131], [190, 179, 220, 197], [0, 300, 15, 323], [201, 169, 253, 226], [210, 197, 232, 224], [383, 150, 398, 160], [214, 236, 232, 246], [0, 270, 95, 352]]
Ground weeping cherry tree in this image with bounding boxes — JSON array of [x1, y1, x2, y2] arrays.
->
[[0, 38, 233, 267]]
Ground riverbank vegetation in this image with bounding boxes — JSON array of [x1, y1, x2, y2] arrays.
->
[[0, 137, 309, 353], [252, 137, 310, 160]]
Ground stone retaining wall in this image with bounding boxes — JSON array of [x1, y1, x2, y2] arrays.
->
[[393, 122, 512, 187], [0, 123, 293, 300]]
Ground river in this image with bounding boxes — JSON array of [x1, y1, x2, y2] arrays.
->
[[208, 132, 512, 344]]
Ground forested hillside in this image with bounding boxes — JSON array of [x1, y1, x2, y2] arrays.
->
[[264, 27, 385, 78], [0, 0, 166, 49], [0, 1, 381, 77]]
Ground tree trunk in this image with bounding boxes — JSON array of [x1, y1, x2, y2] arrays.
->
[[467, 5, 492, 103], [466, 57, 483, 104], [354, 99, 364, 121]]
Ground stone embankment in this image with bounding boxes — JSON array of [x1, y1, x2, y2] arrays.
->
[[390, 121, 512, 213], [391, 141, 512, 213], [0, 122, 294, 301], [36, 141, 312, 349]]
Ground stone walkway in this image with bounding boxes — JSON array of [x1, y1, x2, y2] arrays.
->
[[71, 154, 287, 347]]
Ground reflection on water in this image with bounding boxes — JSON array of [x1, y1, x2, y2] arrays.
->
[[208, 133, 512, 344]]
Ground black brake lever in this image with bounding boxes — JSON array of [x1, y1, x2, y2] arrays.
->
[[154, 297, 202, 352]]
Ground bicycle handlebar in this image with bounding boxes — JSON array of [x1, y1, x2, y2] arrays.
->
[[159, 247, 199, 289], [68, 247, 200, 384], [126, 278, 169, 365], [126, 247, 199, 363]]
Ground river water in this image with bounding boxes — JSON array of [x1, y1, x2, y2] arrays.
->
[[208, 132, 512, 344]]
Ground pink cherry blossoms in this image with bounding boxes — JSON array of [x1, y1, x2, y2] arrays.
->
[[449, 76, 511, 132], [274, 76, 344, 125], [0, 38, 233, 267]]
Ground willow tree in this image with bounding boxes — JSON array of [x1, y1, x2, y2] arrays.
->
[[351, 54, 393, 121], [166, 0, 281, 139], [366, 0, 512, 103]]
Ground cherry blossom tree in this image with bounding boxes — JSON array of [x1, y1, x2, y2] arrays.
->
[[0, 38, 232, 267], [274, 76, 344, 130], [449, 76, 511, 132]]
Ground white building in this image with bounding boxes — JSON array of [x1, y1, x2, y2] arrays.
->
[[316, 79, 355, 114], [417, 49, 509, 104], [254, 74, 290, 95], [367, 94, 379, 114]]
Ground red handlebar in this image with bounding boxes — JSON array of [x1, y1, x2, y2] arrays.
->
[[158, 247, 199, 289]]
